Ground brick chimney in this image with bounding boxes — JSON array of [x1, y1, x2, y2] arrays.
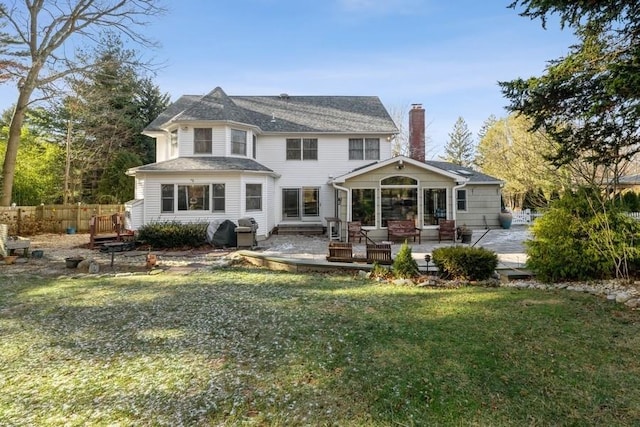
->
[[409, 103, 425, 162]]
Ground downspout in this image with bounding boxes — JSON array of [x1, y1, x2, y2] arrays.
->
[[331, 181, 350, 220], [452, 181, 467, 223]]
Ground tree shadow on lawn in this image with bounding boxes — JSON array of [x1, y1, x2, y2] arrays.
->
[[1, 269, 640, 425]]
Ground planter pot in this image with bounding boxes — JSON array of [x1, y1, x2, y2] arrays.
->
[[499, 211, 513, 229], [31, 249, 44, 259], [4, 255, 18, 265], [65, 257, 84, 268], [460, 230, 473, 244]]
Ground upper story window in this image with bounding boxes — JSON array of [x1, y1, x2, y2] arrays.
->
[[170, 130, 178, 157], [231, 129, 247, 155], [194, 128, 212, 154], [286, 138, 318, 160], [252, 135, 257, 159], [349, 138, 380, 160]]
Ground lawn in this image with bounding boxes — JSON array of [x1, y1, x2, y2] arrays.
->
[[1, 268, 639, 426]]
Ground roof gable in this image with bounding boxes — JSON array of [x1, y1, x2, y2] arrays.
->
[[332, 156, 502, 184]]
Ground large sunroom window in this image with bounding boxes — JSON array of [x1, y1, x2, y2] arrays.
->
[[424, 188, 447, 225], [381, 176, 418, 227], [351, 188, 376, 226]]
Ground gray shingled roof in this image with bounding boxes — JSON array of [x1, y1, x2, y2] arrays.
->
[[425, 161, 502, 183], [144, 87, 398, 134], [128, 157, 274, 173]]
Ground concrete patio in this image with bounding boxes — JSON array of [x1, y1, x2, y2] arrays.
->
[[239, 225, 531, 274]]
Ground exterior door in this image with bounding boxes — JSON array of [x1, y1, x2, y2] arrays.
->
[[302, 187, 320, 220], [283, 188, 300, 219], [282, 187, 320, 221]]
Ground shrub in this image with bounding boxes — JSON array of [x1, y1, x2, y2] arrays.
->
[[620, 191, 640, 212], [526, 188, 640, 282], [370, 262, 392, 280], [392, 241, 420, 279], [431, 246, 498, 281], [137, 221, 208, 249]]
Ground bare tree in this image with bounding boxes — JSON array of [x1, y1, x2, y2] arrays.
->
[[0, 0, 165, 206]]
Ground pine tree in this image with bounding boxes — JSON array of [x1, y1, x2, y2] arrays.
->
[[442, 117, 474, 167]]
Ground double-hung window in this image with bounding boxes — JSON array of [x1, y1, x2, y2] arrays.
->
[[286, 138, 318, 160], [170, 130, 178, 157], [349, 138, 380, 160], [194, 128, 212, 154], [212, 184, 225, 212], [231, 129, 247, 155], [161, 184, 174, 213], [457, 189, 467, 211], [246, 184, 262, 211]]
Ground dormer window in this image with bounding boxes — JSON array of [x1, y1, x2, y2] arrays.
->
[[194, 128, 212, 154], [231, 129, 247, 155]]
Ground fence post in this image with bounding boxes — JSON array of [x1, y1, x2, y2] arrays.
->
[[76, 202, 82, 232], [17, 208, 22, 235]]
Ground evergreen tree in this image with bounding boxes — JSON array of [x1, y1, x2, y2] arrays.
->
[[442, 117, 474, 167], [502, 1, 640, 176], [63, 34, 169, 202]]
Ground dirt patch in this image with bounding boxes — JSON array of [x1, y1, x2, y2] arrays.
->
[[1, 233, 234, 277]]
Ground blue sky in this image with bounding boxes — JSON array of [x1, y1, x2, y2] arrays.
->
[[1, 0, 575, 158]]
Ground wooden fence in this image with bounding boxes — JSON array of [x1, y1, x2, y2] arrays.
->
[[0, 204, 124, 236]]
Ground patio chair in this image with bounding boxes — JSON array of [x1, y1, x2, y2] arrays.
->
[[438, 219, 456, 242], [348, 221, 369, 243]]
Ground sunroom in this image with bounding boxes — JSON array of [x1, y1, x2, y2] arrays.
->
[[330, 156, 503, 242]]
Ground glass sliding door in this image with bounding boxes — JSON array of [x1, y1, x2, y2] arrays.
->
[[423, 188, 447, 225], [303, 188, 320, 218], [282, 187, 320, 220], [283, 188, 300, 219]]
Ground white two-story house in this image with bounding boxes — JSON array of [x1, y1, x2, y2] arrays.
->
[[126, 87, 503, 241]]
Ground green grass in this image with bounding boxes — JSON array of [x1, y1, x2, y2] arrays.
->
[[1, 269, 639, 426]]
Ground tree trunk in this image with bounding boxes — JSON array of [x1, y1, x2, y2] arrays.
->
[[64, 119, 72, 204], [1, 90, 30, 206]]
